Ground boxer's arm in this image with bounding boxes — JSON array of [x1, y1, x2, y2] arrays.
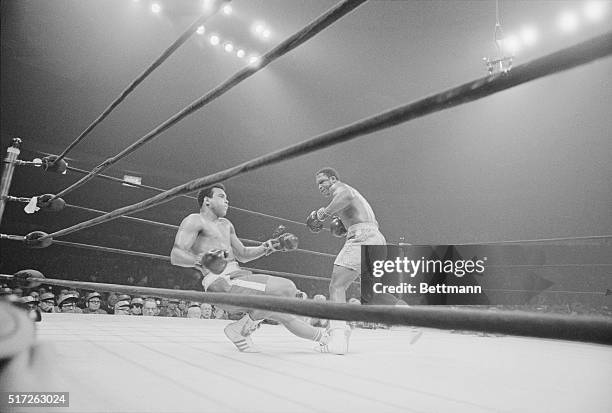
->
[[322, 187, 355, 216], [170, 215, 202, 268], [228, 222, 267, 263]]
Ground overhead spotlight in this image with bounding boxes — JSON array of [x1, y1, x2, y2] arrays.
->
[[262, 29, 271, 39], [151, 3, 161, 14], [224, 42, 234, 53], [584, 1, 607, 21], [519, 26, 538, 47], [253, 22, 265, 35], [236, 49, 245, 59], [248, 55, 262, 68], [558, 11, 579, 32], [503, 34, 521, 55], [209, 34, 220, 46], [196, 25, 205, 35], [202, 0, 215, 12], [222, 4, 233, 16]]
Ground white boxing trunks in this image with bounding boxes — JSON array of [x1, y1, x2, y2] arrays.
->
[[334, 222, 386, 272], [201, 261, 266, 292]]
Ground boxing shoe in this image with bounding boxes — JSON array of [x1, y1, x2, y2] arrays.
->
[[224, 314, 262, 353], [315, 327, 351, 355]]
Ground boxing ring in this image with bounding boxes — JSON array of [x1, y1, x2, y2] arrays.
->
[[2, 0, 612, 412], [36, 314, 612, 413]]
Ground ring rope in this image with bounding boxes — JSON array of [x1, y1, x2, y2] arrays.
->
[[484, 288, 609, 295], [486, 264, 612, 268], [456, 234, 612, 245], [5, 196, 335, 258], [51, 0, 228, 166], [0, 235, 336, 283], [49, 0, 367, 202], [4, 232, 610, 286], [2, 274, 610, 345], [9, 159, 612, 246], [4, 223, 606, 268], [37, 31, 612, 241], [64, 164, 327, 230]]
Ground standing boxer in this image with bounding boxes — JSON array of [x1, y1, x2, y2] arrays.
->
[[307, 167, 395, 354]]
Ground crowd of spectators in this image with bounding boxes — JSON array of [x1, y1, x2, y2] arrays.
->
[[0, 284, 243, 320], [2, 280, 610, 326], [1, 281, 399, 331]]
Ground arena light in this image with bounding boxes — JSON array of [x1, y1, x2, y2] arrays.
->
[[248, 55, 261, 68], [151, 3, 161, 14], [519, 26, 538, 47], [558, 11, 579, 32], [252, 22, 265, 36], [224, 42, 234, 53], [584, 1, 607, 21], [201, 0, 215, 12], [503, 34, 521, 55], [209, 34, 220, 46], [262, 29, 271, 39], [222, 4, 233, 16], [236, 49, 245, 59], [196, 25, 205, 35]]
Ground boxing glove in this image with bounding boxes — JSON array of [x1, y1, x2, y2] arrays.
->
[[329, 216, 347, 238], [306, 211, 324, 233], [197, 249, 228, 274]]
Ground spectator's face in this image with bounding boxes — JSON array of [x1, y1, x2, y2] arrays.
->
[[142, 301, 157, 316], [40, 300, 54, 312], [161, 299, 169, 307], [60, 289, 69, 296], [168, 302, 177, 310], [29, 292, 39, 300], [60, 301, 77, 313], [200, 304, 213, 318], [130, 303, 143, 315], [115, 307, 130, 315], [186, 307, 202, 318], [108, 295, 118, 306], [213, 308, 225, 319], [88, 298, 101, 310], [178, 300, 187, 310]]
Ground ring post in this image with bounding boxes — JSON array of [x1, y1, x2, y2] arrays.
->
[[0, 137, 22, 224]]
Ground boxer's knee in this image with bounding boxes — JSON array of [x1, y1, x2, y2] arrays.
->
[[278, 279, 297, 297], [330, 265, 357, 293], [265, 276, 297, 298]]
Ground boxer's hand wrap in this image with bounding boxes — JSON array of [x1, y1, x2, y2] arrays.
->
[[263, 233, 299, 255], [306, 211, 324, 233], [316, 207, 330, 221], [329, 216, 347, 238], [196, 249, 228, 274]]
